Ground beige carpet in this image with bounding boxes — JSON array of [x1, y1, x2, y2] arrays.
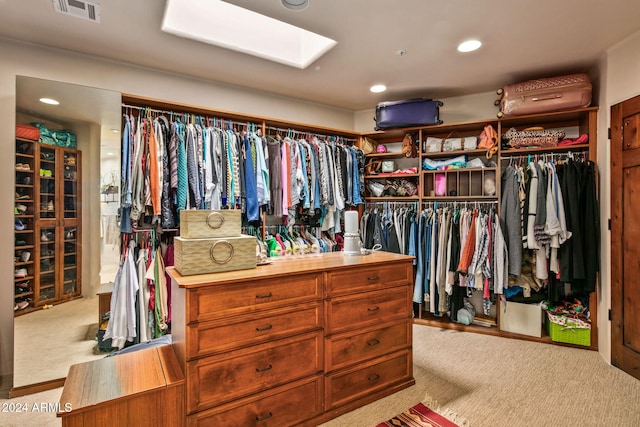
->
[[13, 296, 105, 387], [2, 325, 640, 426]]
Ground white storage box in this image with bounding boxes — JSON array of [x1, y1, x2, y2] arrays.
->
[[174, 234, 256, 276], [499, 301, 543, 338]]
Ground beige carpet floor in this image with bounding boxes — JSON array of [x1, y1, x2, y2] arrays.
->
[[2, 324, 640, 426], [13, 296, 105, 387]]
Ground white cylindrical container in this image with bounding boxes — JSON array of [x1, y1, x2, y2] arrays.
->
[[344, 211, 358, 233]]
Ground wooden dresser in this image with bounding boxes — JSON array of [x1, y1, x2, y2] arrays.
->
[[168, 251, 415, 426]]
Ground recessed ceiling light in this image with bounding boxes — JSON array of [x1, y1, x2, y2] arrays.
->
[[457, 39, 482, 53], [39, 97, 59, 105], [282, 0, 309, 10], [111, 129, 120, 133], [162, 0, 335, 69], [370, 84, 387, 93]]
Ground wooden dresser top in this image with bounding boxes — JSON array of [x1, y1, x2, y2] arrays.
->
[[167, 251, 414, 288]]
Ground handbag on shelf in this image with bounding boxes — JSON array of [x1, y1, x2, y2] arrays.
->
[[503, 127, 566, 149], [478, 124, 498, 158], [365, 159, 382, 175], [361, 136, 376, 154], [401, 133, 418, 158], [442, 131, 477, 152]]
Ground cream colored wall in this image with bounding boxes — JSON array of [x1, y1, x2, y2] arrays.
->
[[597, 28, 640, 364], [0, 37, 355, 377]]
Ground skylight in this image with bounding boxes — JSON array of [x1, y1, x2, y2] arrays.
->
[[161, 0, 337, 69]]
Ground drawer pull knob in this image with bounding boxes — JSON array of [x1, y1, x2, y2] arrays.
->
[[367, 339, 380, 347], [367, 276, 380, 281], [256, 364, 273, 373], [256, 324, 273, 331], [367, 306, 380, 312], [256, 292, 273, 299], [368, 374, 380, 382], [256, 412, 273, 422]]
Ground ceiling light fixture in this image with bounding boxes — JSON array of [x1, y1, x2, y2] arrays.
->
[[39, 98, 60, 105], [457, 39, 482, 53], [370, 84, 387, 93], [281, 0, 309, 11], [162, 0, 335, 69]]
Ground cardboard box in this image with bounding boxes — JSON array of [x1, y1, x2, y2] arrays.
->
[[499, 301, 543, 337]]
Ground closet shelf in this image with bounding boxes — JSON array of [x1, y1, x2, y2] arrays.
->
[[364, 173, 419, 179]]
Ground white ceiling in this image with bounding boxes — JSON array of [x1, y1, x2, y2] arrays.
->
[[4, 0, 640, 132]]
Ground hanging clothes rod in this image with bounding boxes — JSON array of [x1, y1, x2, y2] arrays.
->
[[121, 103, 260, 129], [500, 150, 587, 164], [265, 125, 357, 143]]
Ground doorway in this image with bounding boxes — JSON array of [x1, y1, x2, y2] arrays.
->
[[611, 94, 640, 380]]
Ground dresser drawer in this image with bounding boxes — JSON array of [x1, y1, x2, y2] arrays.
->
[[186, 302, 322, 360], [326, 262, 412, 296], [187, 273, 322, 323], [326, 320, 411, 372], [326, 286, 411, 334], [325, 350, 412, 410], [187, 375, 323, 427], [187, 331, 323, 414]]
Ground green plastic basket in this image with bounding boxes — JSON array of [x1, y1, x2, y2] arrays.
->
[[546, 313, 591, 347]]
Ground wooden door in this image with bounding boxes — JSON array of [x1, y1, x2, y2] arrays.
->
[[611, 94, 640, 380]]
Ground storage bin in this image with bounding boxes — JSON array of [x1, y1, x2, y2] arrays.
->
[[179, 209, 241, 239], [174, 234, 256, 275], [546, 312, 591, 347], [499, 301, 542, 337]]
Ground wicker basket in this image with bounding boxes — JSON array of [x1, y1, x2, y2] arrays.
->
[[180, 209, 241, 239], [174, 235, 256, 276], [546, 312, 591, 347]]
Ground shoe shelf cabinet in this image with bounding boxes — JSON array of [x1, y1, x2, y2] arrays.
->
[[14, 137, 82, 316], [360, 107, 599, 349]]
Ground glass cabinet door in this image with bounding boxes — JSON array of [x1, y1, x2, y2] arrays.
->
[[39, 146, 57, 220], [63, 151, 78, 219], [63, 226, 78, 296], [38, 225, 57, 303]]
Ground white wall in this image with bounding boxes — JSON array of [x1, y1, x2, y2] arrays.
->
[[0, 37, 355, 378], [597, 29, 640, 363]]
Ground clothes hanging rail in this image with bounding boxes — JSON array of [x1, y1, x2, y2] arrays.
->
[[500, 150, 588, 164], [122, 103, 260, 129], [265, 125, 357, 143]]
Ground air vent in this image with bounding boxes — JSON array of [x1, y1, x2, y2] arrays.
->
[[52, 0, 101, 23]]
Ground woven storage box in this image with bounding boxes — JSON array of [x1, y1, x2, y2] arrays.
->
[[546, 312, 591, 347], [180, 209, 241, 239], [174, 234, 256, 276]]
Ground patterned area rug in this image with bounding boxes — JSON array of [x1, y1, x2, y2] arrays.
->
[[376, 403, 460, 427]]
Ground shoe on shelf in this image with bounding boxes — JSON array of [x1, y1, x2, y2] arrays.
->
[[15, 239, 27, 246], [15, 204, 27, 213], [47, 201, 54, 211], [15, 218, 25, 231], [40, 231, 50, 242], [15, 300, 29, 310], [20, 251, 31, 262], [20, 176, 31, 185], [14, 268, 28, 278], [15, 192, 30, 200], [65, 228, 76, 239], [16, 280, 30, 289]]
